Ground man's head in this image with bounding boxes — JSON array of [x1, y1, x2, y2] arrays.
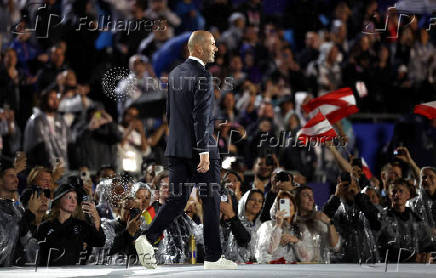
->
[[253, 155, 273, 181], [50, 45, 65, 68], [391, 179, 412, 209], [363, 186, 380, 206], [187, 31, 218, 64], [381, 163, 402, 188], [421, 167, 436, 196], [152, 171, 169, 202], [0, 166, 18, 195]]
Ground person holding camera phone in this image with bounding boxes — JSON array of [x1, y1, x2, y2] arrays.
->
[[99, 197, 142, 260], [224, 189, 264, 263], [250, 155, 275, 193], [322, 173, 381, 263], [256, 191, 306, 263], [36, 182, 105, 266], [19, 186, 50, 237], [261, 170, 294, 223], [219, 189, 250, 260]]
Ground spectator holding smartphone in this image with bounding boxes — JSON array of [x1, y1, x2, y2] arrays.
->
[[19, 186, 50, 237], [225, 189, 264, 263], [100, 197, 141, 259], [256, 191, 304, 263], [261, 170, 295, 223], [36, 182, 105, 266], [322, 173, 381, 263]]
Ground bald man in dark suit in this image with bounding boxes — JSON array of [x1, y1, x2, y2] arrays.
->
[[135, 31, 237, 270]]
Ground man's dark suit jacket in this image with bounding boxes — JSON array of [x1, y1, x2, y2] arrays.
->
[[164, 59, 219, 160]]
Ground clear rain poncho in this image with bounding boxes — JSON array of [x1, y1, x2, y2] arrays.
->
[[294, 211, 341, 263], [225, 190, 263, 263], [408, 188, 436, 229], [331, 201, 380, 263], [255, 196, 303, 264], [155, 213, 203, 264], [378, 207, 434, 262], [0, 199, 39, 266]]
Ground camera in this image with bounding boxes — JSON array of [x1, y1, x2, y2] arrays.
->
[[340, 172, 351, 184], [129, 207, 142, 219], [220, 187, 229, 203], [393, 149, 406, 156], [31, 186, 51, 198], [275, 171, 290, 183]]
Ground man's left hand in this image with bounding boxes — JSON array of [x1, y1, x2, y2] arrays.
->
[[197, 153, 209, 173]]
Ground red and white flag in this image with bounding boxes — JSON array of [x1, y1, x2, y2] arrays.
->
[[414, 101, 436, 120], [297, 111, 337, 144], [361, 157, 373, 179], [302, 88, 359, 123]]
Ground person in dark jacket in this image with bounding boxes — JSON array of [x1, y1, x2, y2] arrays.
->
[[74, 107, 122, 171], [36, 182, 106, 266], [378, 179, 435, 263], [100, 197, 141, 259], [323, 173, 381, 263], [261, 170, 295, 223], [19, 186, 51, 237]]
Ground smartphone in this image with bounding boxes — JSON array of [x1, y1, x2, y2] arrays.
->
[[129, 207, 141, 219], [82, 195, 90, 203], [275, 172, 290, 183], [394, 149, 406, 156], [81, 170, 90, 181], [279, 199, 291, 218], [32, 187, 50, 198], [95, 111, 101, 119]]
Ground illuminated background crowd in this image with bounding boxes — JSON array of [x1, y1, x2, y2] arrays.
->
[[0, 0, 436, 267]]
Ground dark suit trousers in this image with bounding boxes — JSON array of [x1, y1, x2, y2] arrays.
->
[[145, 156, 222, 262]]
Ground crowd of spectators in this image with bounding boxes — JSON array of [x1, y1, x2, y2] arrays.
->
[[0, 0, 436, 267]]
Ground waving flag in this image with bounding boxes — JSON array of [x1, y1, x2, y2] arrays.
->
[[361, 158, 373, 179], [302, 88, 359, 123], [297, 111, 337, 144], [414, 101, 436, 119]]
